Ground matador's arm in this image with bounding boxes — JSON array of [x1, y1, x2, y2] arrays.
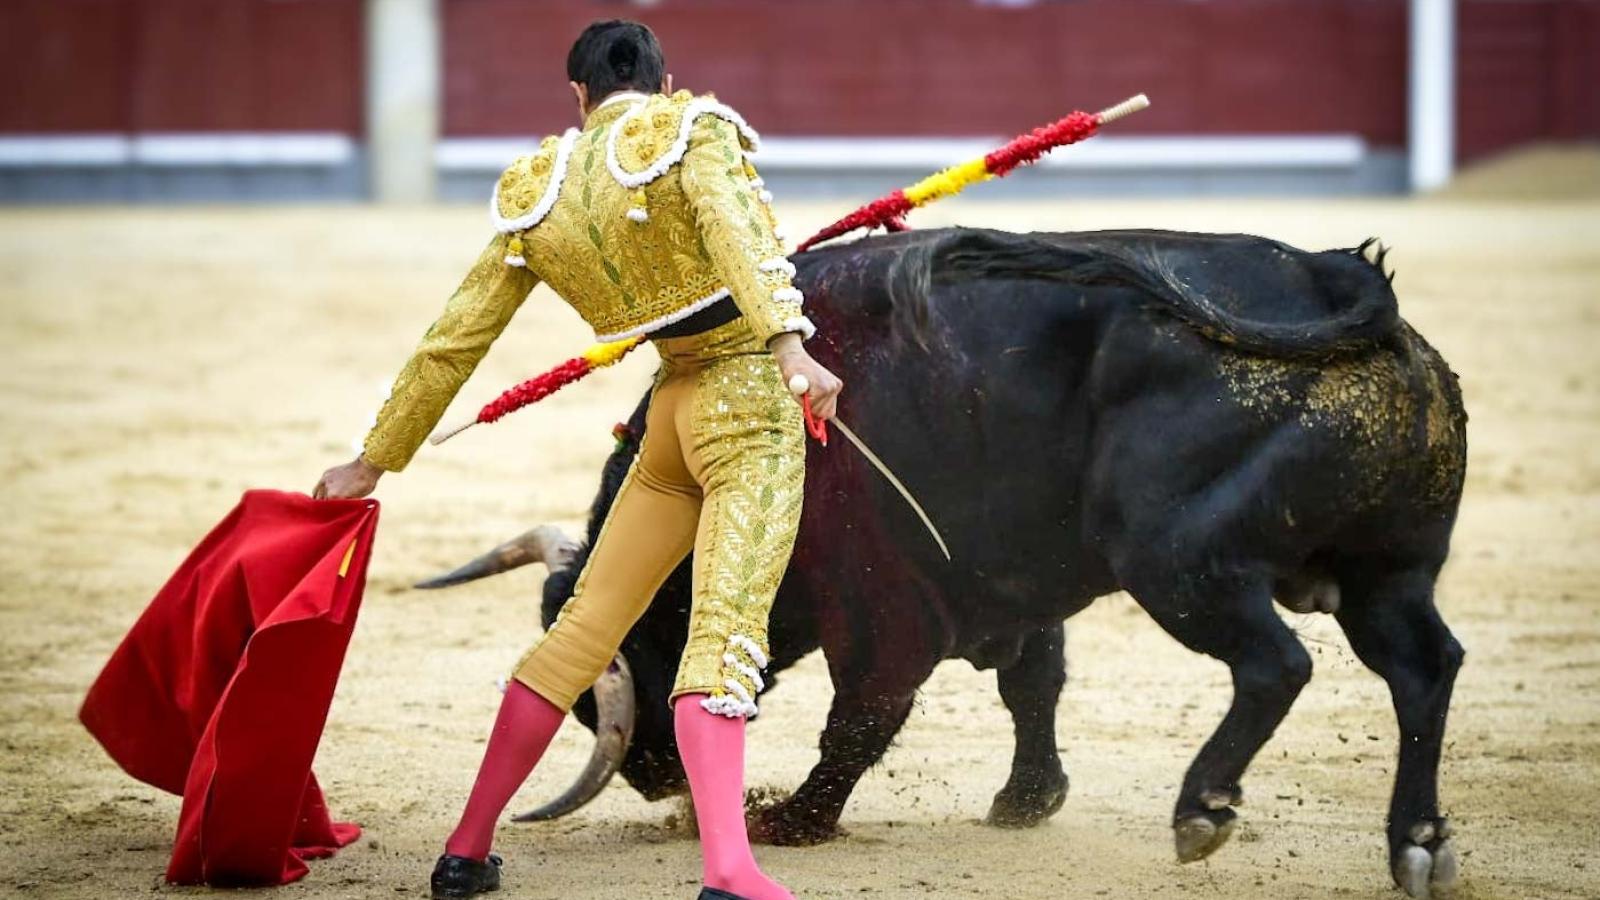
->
[[362, 234, 540, 472], [679, 114, 814, 345]]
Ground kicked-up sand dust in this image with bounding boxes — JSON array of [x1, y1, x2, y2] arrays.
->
[[1, 194, 1597, 899]]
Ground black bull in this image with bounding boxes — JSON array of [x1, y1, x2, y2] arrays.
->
[[422, 228, 1468, 898]]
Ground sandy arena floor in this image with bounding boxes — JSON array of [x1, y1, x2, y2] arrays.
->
[[1, 195, 1597, 899]]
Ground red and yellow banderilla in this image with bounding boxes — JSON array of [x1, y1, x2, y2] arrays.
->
[[797, 93, 1149, 251], [429, 335, 643, 445], [429, 94, 1150, 447]]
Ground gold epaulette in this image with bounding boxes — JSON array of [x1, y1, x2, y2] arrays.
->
[[492, 130, 579, 234], [607, 90, 760, 189]]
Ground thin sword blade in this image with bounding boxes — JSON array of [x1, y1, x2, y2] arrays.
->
[[832, 418, 953, 561]]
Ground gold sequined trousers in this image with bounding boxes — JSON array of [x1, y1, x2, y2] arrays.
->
[[512, 319, 804, 717]]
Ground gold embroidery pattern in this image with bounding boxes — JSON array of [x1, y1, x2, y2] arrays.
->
[[361, 93, 808, 473], [504, 321, 805, 717], [493, 133, 563, 224], [363, 235, 538, 471], [678, 114, 802, 343], [672, 350, 805, 711], [511, 92, 803, 344], [614, 99, 680, 174]]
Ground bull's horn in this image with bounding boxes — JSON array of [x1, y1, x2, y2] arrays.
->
[[513, 654, 635, 822], [413, 525, 578, 589]]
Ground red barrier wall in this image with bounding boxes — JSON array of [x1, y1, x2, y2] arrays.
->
[[442, 0, 1410, 142], [0, 0, 364, 135], [444, 0, 1600, 162], [0, 0, 137, 132], [3, 0, 1596, 164], [1458, 0, 1600, 161]]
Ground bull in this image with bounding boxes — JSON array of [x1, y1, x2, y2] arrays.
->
[[421, 228, 1468, 898]]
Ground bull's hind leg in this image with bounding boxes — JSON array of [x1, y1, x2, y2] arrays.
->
[[1122, 569, 1312, 864], [1333, 566, 1463, 899], [986, 624, 1070, 828]]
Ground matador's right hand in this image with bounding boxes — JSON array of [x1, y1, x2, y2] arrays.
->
[[770, 333, 843, 421]]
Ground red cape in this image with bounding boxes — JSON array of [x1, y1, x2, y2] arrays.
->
[[80, 490, 379, 886]]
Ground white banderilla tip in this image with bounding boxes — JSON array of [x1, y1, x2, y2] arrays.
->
[[787, 374, 810, 396], [1097, 93, 1151, 125]]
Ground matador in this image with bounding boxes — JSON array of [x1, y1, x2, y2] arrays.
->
[[315, 19, 842, 900]]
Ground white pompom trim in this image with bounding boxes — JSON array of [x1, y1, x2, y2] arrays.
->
[[728, 634, 768, 669], [606, 97, 762, 189], [772, 287, 804, 305], [722, 652, 766, 691], [489, 128, 580, 234], [758, 257, 796, 277], [782, 316, 818, 341], [626, 207, 650, 223], [503, 254, 527, 267], [593, 287, 731, 343], [758, 189, 774, 204], [723, 678, 754, 704], [592, 280, 804, 343], [749, 176, 765, 188], [700, 695, 759, 718], [701, 632, 769, 719]]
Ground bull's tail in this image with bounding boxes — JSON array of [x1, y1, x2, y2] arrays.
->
[[889, 228, 1401, 359]]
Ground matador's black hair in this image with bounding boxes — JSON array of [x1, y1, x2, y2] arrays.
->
[[567, 20, 665, 100]]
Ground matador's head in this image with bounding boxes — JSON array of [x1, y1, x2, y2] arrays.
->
[[566, 19, 673, 119]]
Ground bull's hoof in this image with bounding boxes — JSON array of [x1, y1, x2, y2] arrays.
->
[[1174, 808, 1238, 863], [747, 799, 842, 846], [985, 767, 1068, 829], [1393, 819, 1459, 899]]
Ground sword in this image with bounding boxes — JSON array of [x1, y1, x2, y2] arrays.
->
[[788, 374, 952, 561]]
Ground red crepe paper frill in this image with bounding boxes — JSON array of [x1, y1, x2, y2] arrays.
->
[[477, 356, 590, 424], [984, 110, 1100, 177], [797, 110, 1101, 251], [797, 189, 914, 252]]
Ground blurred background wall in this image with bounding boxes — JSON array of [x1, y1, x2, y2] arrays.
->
[[1, 0, 1596, 203]]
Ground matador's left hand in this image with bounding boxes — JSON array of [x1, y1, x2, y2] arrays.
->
[[314, 456, 384, 500]]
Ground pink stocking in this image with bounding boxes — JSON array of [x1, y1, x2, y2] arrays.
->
[[675, 695, 792, 900], [443, 680, 565, 860]]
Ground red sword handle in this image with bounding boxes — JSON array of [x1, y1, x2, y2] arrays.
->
[[803, 394, 828, 445], [789, 374, 828, 446]]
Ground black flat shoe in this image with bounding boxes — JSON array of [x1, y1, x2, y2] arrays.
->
[[697, 889, 752, 900], [431, 853, 502, 899]]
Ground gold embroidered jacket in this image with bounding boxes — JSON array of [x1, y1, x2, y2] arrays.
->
[[362, 90, 812, 472]]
